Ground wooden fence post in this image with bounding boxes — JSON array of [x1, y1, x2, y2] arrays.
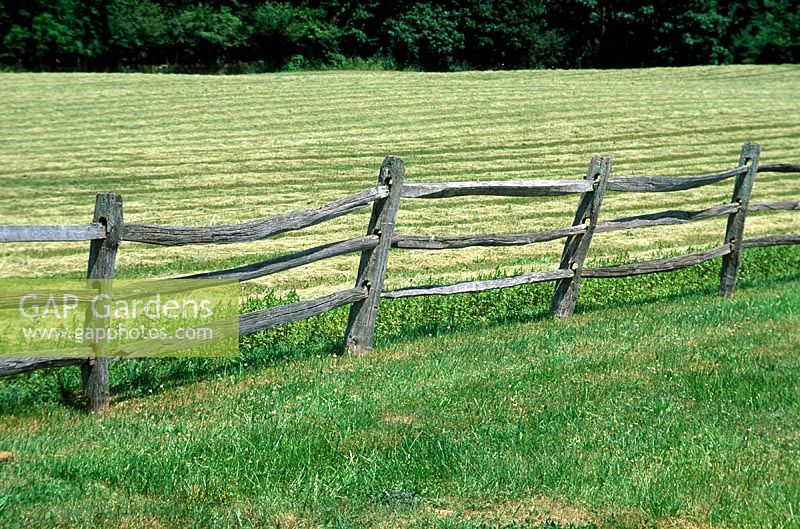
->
[[344, 156, 405, 355], [720, 142, 760, 297], [552, 156, 612, 318], [81, 193, 123, 414]]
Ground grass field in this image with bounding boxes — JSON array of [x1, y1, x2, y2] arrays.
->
[[1, 65, 799, 296], [2, 270, 800, 528], [1, 66, 800, 528]]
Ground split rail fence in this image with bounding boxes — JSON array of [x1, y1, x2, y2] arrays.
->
[[1, 142, 799, 413]]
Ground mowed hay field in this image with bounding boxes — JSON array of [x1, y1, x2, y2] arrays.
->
[[1, 65, 799, 297]]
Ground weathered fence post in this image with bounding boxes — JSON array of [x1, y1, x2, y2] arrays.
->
[[720, 142, 761, 297], [552, 156, 612, 318], [82, 193, 123, 414], [344, 156, 405, 355]]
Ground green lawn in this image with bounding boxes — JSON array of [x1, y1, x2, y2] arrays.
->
[[2, 246, 800, 528]]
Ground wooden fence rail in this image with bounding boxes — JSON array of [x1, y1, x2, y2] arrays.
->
[[1, 144, 799, 413], [0, 224, 106, 243], [605, 165, 748, 193], [123, 186, 389, 246]]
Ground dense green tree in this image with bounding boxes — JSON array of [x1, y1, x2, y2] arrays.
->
[[730, 0, 800, 63], [0, 0, 797, 72], [385, 3, 464, 70], [1, 0, 105, 69], [108, 0, 169, 65], [169, 4, 245, 63]]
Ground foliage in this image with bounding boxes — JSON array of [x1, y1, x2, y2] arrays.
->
[[385, 3, 465, 71], [0, 0, 798, 71], [107, 0, 168, 64]]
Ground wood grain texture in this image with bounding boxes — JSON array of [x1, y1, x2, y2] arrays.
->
[[747, 200, 800, 212], [583, 244, 732, 278], [345, 157, 405, 355], [552, 156, 612, 318], [720, 143, 761, 297], [401, 179, 592, 199], [757, 163, 800, 173], [240, 287, 367, 336], [0, 355, 90, 377], [595, 203, 740, 233], [124, 186, 389, 246], [742, 234, 800, 248], [184, 235, 379, 282], [606, 166, 747, 193], [382, 269, 573, 299], [392, 225, 587, 250], [82, 192, 123, 414], [0, 224, 105, 243]]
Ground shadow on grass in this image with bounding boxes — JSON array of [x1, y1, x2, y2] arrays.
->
[[2, 245, 800, 414]]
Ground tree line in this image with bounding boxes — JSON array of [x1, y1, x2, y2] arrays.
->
[[1, 1, 798, 72]]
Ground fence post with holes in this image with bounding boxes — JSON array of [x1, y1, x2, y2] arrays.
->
[[552, 156, 612, 318], [344, 156, 405, 355], [81, 193, 123, 414], [720, 142, 760, 296]]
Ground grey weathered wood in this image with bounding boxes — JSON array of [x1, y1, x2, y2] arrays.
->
[[0, 355, 88, 377], [606, 166, 747, 193], [344, 157, 405, 355], [583, 244, 731, 278], [757, 163, 800, 173], [124, 186, 389, 246], [720, 143, 760, 297], [747, 200, 800, 212], [185, 235, 380, 282], [0, 224, 105, 243], [595, 203, 740, 233], [401, 179, 592, 199], [392, 224, 588, 250], [382, 269, 573, 299], [105, 237, 377, 302], [240, 287, 367, 336], [742, 234, 800, 248], [82, 193, 123, 414], [552, 156, 612, 318]]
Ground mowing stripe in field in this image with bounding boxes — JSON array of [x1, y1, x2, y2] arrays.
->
[[1, 65, 799, 296]]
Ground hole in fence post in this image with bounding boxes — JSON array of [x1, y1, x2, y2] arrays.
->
[[552, 155, 612, 319], [82, 193, 123, 415], [344, 156, 405, 355], [720, 143, 760, 297]]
